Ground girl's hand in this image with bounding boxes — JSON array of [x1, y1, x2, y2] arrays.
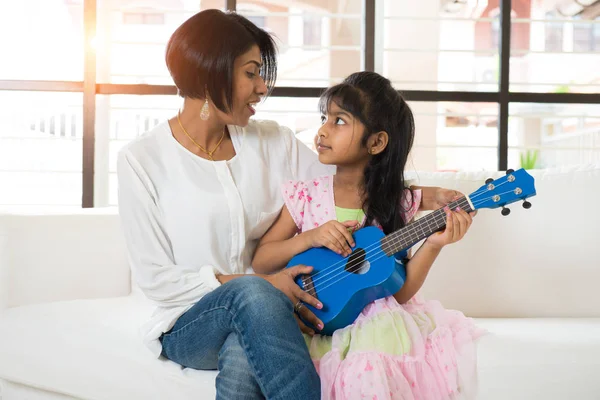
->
[[262, 265, 324, 335], [426, 206, 473, 249], [304, 220, 358, 257]]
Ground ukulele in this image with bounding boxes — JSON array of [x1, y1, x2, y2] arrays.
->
[[286, 168, 536, 335]]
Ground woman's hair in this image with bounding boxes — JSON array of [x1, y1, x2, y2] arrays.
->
[[318, 71, 416, 234], [165, 9, 277, 113]]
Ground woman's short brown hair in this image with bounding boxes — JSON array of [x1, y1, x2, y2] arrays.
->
[[166, 9, 277, 113]]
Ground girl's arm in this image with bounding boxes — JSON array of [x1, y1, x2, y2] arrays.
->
[[394, 206, 473, 304], [253, 207, 358, 274], [252, 207, 312, 274]]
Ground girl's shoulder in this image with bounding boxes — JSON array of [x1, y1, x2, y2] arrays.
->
[[282, 175, 333, 198], [281, 175, 335, 231]]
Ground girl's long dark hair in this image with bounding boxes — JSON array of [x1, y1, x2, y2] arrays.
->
[[318, 72, 415, 234]]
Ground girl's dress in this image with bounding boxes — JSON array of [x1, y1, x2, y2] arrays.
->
[[282, 175, 484, 400]]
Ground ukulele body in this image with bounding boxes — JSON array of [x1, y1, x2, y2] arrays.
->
[[286, 226, 407, 335]]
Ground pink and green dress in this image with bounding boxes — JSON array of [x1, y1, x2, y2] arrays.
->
[[282, 175, 484, 400]]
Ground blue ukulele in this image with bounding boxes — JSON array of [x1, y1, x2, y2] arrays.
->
[[286, 168, 536, 335]]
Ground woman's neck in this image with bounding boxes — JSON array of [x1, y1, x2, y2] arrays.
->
[[177, 99, 228, 148]]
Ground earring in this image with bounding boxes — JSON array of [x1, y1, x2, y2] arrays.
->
[[200, 97, 209, 121]]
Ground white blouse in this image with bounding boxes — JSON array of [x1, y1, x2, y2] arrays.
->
[[117, 120, 333, 356]]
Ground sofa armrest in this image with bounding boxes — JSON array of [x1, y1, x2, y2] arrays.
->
[[0, 209, 131, 310]]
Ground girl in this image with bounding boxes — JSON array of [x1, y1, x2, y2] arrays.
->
[[252, 71, 483, 400]]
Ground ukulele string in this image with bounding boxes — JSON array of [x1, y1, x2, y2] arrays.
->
[[307, 192, 513, 294]]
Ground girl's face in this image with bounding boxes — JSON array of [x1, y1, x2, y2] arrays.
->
[[212, 45, 267, 127], [316, 101, 370, 166]]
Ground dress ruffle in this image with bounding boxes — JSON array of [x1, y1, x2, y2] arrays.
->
[[304, 296, 485, 400]]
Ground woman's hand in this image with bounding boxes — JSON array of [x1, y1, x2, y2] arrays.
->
[[262, 265, 324, 335], [433, 188, 462, 209], [303, 220, 358, 257], [426, 206, 474, 249], [430, 188, 478, 217]]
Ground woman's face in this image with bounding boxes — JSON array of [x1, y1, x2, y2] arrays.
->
[[216, 45, 268, 127]]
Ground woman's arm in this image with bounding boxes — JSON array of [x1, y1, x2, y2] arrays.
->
[[394, 206, 473, 304], [118, 150, 222, 306], [252, 207, 312, 274], [411, 185, 465, 212]]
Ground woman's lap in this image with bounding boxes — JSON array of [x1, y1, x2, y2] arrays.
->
[[160, 275, 321, 400]]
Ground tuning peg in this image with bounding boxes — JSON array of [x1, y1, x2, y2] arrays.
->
[[485, 178, 494, 184], [522, 200, 532, 209], [506, 169, 514, 175], [501, 206, 511, 216]]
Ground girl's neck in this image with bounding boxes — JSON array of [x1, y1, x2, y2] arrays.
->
[[333, 166, 365, 190]]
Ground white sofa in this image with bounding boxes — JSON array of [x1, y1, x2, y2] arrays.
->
[[1, 166, 600, 400]]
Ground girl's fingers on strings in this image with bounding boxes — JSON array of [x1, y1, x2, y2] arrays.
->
[[452, 212, 461, 241], [324, 239, 343, 255], [330, 229, 351, 256], [445, 207, 453, 239], [337, 222, 356, 247]]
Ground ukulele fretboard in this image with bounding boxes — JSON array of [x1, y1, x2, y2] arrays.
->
[[381, 196, 473, 256]]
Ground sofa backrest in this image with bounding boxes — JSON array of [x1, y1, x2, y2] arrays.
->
[[1, 165, 599, 317], [0, 208, 130, 309], [409, 164, 600, 318]]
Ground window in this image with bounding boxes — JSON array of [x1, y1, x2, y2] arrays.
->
[[123, 12, 165, 25], [407, 102, 499, 172], [0, 91, 83, 208], [2, 0, 598, 208], [573, 16, 599, 52], [239, 1, 362, 87], [303, 13, 322, 46], [510, 2, 599, 93], [96, 1, 221, 84], [0, 1, 83, 81], [508, 103, 600, 168], [545, 12, 563, 52]]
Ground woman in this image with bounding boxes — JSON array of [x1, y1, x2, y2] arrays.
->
[[118, 9, 463, 400]]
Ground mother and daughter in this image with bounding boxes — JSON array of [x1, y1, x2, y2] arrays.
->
[[118, 9, 482, 400]]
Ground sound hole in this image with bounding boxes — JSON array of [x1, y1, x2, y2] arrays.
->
[[345, 248, 370, 275]]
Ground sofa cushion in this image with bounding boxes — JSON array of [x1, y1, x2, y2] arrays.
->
[[1, 296, 599, 399], [0, 295, 216, 400], [475, 318, 600, 399]]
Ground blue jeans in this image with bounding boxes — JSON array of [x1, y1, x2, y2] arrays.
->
[[160, 276, 321, 400]]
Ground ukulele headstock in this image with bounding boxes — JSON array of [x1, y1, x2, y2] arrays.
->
[[468, 168, 536, 216]]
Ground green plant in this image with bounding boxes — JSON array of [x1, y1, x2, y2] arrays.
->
[[520, 149, 539, 169]]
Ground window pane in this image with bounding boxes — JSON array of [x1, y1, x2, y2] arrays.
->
[[509, 0, 600, 93], [381, 0, 500, 92], [96, 94, 178, 206], [0, 1, 83, 81], [96, 0, 223, 84], [0, 92, 83, 207], [407, 102, 499, 172], [508, 103, 600, 169], [238, 1, 363, 86]]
